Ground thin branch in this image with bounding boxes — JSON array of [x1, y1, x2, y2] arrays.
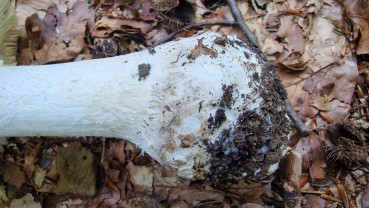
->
[[225, 0, 260, 48], [285, 99, 308, 135], [151, 20, 237, 48]]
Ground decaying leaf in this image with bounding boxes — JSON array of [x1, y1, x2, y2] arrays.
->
[[0, 185, 9, 204], [309, 160, 325, 182], [126, 162, 153, 194], [54, 142, 97, 196], [187, 37, 218, 59], [18, 1, 95, 64], [340, 0, 369, 55], [7, 193, 41, 208], [2, 160, 25, 189]]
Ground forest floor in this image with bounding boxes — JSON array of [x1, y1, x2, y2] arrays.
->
[[1, 0, 369, 207]]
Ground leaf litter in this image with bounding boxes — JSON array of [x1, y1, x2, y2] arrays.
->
[[2, 0, 369, 207]]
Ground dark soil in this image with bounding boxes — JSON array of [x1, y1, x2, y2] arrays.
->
[[138, 63, 151, 81], [206, 43, 291, 184]]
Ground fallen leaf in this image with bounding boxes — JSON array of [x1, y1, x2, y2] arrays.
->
[[54, 142, 97, 196], [126, 162, 153, 194], [277, 15, 305, 53], [19, 1, 95, 64], [3, 160, 25, 189], [0, 185, 9, 203], [309, 160, 326, 182], [340, 0, 369, 54], [8, 193, 41, 208]]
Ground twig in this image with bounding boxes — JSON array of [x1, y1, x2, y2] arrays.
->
[[151, 20, 238, 48], [225, 0, 260, 48], [285, 63, 334, 88], [285, 99, 308, 135]]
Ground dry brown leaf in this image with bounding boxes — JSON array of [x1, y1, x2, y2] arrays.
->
[[126, 162, 153, 194], [98, 0, 138, 19], [302, 76, 320, 93], [2, 160, 25, 189], [309, 160, 326, 182], [166, 188, 225, 206], [201, 4, 248, 42], [316, 100, 350, 126], [131, 0, 158, 21], [24, 141, 42, 186], [277, 15, 305, 53], [8, 193, 41, 208], [18, 1, 95, 65], [92, 18, 153, 38], [15, 0, 81, 37], [262, 37, 284, 55], [32, 166, 46, 189], [340, 0, 369, 54], [223, 181, 272, 205], [277, 2, 357, 125], [111, 140, 127, 165], [187, 37, 218, 59], [294, 132, 323, 171], [344, 174, 356, 198], [54, 142, 97, 196]]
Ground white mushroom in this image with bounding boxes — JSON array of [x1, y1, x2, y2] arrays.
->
[[0, 31, 290, 182]]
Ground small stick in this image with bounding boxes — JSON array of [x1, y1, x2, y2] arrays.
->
[[225, 0, 260, 48], [285, 100, 308, 135]]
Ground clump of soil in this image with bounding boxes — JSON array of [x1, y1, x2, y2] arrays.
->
[[207, 109, 227, 129], [138, 63, 151, 81], [207, 60, 291, 184], [220, 84, 234, 109]]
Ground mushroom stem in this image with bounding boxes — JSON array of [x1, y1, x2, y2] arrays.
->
[[0, 31, 290, 181]]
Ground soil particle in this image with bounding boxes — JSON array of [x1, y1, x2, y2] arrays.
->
[[138, 63, 151, 81], [252, 72, 260, 82], [206, 62, 291, 185], [207, 115, 214, 129], [220, 85, 234, 109], [244, 51, 250, 59], [214, 109, 226, 127], [207, 109, 226, 129]]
